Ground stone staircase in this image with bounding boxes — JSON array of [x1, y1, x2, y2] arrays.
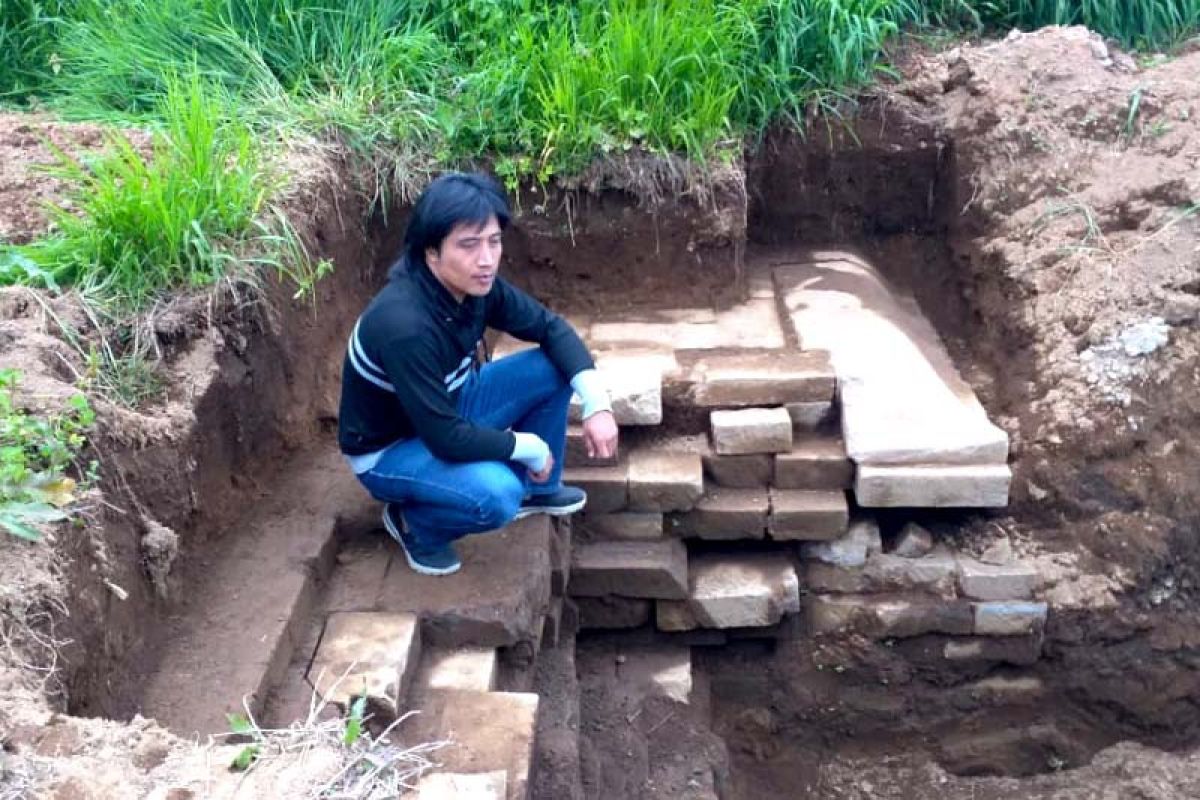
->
[[138, 249, 1048, 798]]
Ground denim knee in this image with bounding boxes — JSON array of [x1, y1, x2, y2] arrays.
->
[[474, 469, 523, 529]]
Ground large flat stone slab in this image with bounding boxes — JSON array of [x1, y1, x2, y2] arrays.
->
[[768, 489, 849, 541], [587, 297, 786, 352], [657, 553, 800, 631], [627, 450, 703, 512], [308, 611, 420, 719], [406, 690, 539, 800], [856, 463, 1011, 508], [569, 539, 689, 600], [774, 258, 1009, 472], [376, 517, 552, 649], [679, 350, 835, 407]]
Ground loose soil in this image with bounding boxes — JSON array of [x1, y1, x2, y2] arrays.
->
[[2, 23, 1200, 799]]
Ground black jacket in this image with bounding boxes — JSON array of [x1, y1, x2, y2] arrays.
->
[[338, 260, 593, 461]]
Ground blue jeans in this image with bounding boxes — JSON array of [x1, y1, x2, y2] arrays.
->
[[356, 348, 571, 547]]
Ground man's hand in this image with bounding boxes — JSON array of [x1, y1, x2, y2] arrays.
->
[[529, 452, 554, 483], [582, 410, 619, 460]]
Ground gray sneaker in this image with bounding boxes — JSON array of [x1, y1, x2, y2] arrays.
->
[[382, 504, 461, 576]]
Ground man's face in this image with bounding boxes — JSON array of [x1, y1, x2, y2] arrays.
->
[[426, 215, 502, 301]]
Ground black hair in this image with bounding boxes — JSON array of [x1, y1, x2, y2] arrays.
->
[[392, 172, 511, 278]]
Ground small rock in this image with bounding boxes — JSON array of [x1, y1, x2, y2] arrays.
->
[[892, 522, 933, 558], [980, 537, 1013, 566]]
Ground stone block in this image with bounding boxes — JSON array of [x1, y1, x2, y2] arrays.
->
[[800, 517, 882, 567], [627, 450, 703, 512], [786, 400, 837, 430], [892, 522, 934, 558], [768, 489, 849, 541], [669, 488, 768, 540], [973, 601, 1048, 636], [566, 425, 618, 467], [577, 512, 664, 542], [957, 558, 1038, 600], [702, 451, 773, 488], [807, 595, 973, 638], [563, 462, 629, 513], [774, 438, 854, 490], [416, 647, 498, 694], [943, 634, 1043, 666], [569, 540, 688, 600], [570, 355, 663, 426], [686, 350, 835, 407], [805, 551, 957, 596], [308, 611, 420, 718], [855, 464, 1012, 508], [657, 553, 800, 631], [711, 407, 793, 455], [575, 596, 653, 629], [414, 771, 507, 800]]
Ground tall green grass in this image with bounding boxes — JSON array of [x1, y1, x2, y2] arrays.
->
[[8, 75, 269, 306], [0, 0, 80, 101], [924, 0, 1200, 48]]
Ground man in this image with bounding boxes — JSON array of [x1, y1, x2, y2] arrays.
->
[[338, 172, 619, 576]]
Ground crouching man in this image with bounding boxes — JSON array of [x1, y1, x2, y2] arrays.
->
[[338, 172, 619, 575]]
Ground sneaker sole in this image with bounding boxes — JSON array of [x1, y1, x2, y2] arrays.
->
[[382, 508, 461, 577], [513, 495, 587, 520]]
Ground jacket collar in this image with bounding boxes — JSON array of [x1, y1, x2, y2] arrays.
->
[[411, 259, 483, 319]]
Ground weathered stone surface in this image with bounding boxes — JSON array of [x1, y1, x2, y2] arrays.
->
[[377, 517, 551, 649], [575, 596, 653, 629], [407, 690, 538, 800], [711, 407, 793, 455], [800, 517, 882, 567], [943, 635, 1043, 665], [308, 611, 420, 718], [566, 425, 618, 467], [569, 540, 688, 600], [774, 438, 854, 490], [892, 522, 934, 558], [973, 601, 1048, 636], [774, 260, 1009, 470], [786, 400, 837, 430], [627, 450, 703, 512], [570, 354, 663, 426], [684, 350, 835, 407], [807, 594, 973, 638], [669, 488, 768, 540], [957, 557, 1038, 600], [805, 551, 957, 596], [414, 771, 507, 800], [702, 451, 774, 488], [768, 489, 849, 541], [576, 512, 664, 541], [657, 553, 800, 631], [563, 462, 629, 513], [415, 647, 498, 695], [855, 463, 1012, 508]]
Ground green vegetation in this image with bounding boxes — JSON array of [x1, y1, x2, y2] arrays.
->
[[0, 369, 95, 541]]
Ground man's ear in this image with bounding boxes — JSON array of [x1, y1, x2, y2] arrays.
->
[[425, 245, 440, 268]]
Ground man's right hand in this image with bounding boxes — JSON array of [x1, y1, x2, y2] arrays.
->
[[529, 452, 554, 483]]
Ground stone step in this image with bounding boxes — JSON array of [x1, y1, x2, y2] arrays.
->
[[410, 646, 498, 701], [406, 690, 539, 800], [569, 351, 665, 426], [371, 516, 553, 649], [657, 553, 800, 631], [586, 296, 787, 352], [307, 611, 421, 721], [628, 449, 704, 512], [774, 437, 854, 490], [569, 540, 689, 600], [672, 349, 835, 407], [137, 457, 350, 737], [803, 548, 959, 596], [668, 487, 769, 541], [710, 406, 794, 455], [767, 489, 849, 541], [855, 463, 1011, 508], [576, 511, 665, 542]]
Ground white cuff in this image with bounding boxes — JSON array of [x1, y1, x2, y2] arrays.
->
[[510, 432, 550, 471], [570, 368, 612, 420]]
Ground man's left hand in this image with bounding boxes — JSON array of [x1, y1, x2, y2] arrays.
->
[[582, 410, 619, 460]]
